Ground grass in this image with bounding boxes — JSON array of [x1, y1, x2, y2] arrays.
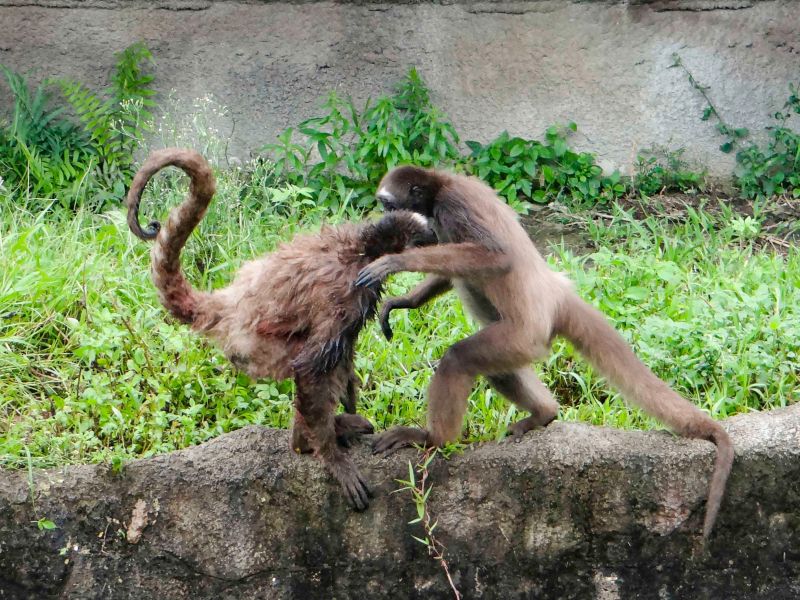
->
[[1, 169, 798, 469]]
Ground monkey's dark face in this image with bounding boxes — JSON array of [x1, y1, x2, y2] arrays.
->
[[376, 166, 440, 217], [366, 209, 437, 258]]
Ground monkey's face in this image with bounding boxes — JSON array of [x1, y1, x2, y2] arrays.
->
[[376, 166, 439, 217], [367, 209, 437, 258]]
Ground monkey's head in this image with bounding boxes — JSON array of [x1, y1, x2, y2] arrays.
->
[[363, 209, 438, 258], [376, 166, 443, 217]]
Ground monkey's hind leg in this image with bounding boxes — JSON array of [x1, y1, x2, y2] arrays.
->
[[488, 368, 559, 441], [373, 321, 533, 454], [294, 371, 372, 510]]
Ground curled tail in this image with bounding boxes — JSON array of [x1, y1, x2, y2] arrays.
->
[[555, 293, 733, 541], [125, 148, 216, 324]]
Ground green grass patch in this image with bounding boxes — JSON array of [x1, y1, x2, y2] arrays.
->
[[1, 172, 797, 469]]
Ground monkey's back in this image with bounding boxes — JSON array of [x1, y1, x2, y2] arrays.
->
[[192, 222, 369, 380]]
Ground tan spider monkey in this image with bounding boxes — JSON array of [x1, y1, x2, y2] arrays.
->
[[355, 165, 733, 540]]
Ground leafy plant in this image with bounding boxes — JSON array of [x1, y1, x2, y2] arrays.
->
[[464, 124, 626, 208], [673, 53, 800, 198], [35, 518, 57, 531], [396, 448, 461, 599], [735, 84, 800, 199], [633, 146, 706, 196], [0, 42, 155, 210], [59, 42, 156, 204], [0, 66, 95, 206], [261, 68, 461, 210]]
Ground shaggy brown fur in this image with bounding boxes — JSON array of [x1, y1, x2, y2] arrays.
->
[[356, 165, 734, 541], [126, 148, 436, 510]]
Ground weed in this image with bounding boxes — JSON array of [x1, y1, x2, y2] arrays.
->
[[673, 53, 800, 199], [395, 448, 461, 599], [261, 68, 460, 210], [633, 146, 706, 196], [35, 518, 57, 531]]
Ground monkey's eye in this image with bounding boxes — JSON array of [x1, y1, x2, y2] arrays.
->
[[410, 185, 421, 194]]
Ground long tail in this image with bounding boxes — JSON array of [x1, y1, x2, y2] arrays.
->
[[555, 293, 734, 541], [125, 148, 216, 324]]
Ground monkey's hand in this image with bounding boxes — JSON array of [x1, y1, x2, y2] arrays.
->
[[378, 297, 408, 341], [354, 256, 397, 289], [372, 426, 429, 456]]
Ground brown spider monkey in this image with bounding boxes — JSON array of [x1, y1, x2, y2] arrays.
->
[[126, 149, 436, 510], [355, 165, 733, 540]]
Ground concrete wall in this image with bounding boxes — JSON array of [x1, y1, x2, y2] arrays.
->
[[1, 0, 798, 178], [2, 405, 799, 599]]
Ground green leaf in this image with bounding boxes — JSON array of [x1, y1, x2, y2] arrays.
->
[[37, 518, 57, 531], [719, 142, 734, 154], [625, 287, 649, 301], [522, 159, 537, 177]]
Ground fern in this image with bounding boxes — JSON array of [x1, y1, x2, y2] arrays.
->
[[57, 41, 155, 199], [111, 42, 156, 112], [0, 42, 156, 210]]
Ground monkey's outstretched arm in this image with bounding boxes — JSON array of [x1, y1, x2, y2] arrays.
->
[[379, 275, 452, 340], [355, 243, 510, 288]]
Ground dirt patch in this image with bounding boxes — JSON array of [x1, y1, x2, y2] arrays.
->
[[523, 194, 800, 256]]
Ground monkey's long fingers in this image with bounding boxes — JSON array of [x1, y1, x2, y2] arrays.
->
[[354, 266, 381, 289]]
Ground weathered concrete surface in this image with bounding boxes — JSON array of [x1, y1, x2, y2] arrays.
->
[[1, 404, 799, 599], [1, 1, 798, 179]]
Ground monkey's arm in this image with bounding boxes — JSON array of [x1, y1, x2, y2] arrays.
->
[[379, 275, 452, 340], [354, 243, 510, 288]]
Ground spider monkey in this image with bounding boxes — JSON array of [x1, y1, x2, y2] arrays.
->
[[355, 165, 734, 540], [126, 149, 436, 510]]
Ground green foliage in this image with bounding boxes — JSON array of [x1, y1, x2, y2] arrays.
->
[[1, 167, 796, 468], [264, 69, 632, 211], [633, 146, 706, 196], [58, 42, 155, 204], [36, 518, 57, 531], [0, 66, 96, 207], [261, 68, 460, 210], [464, 124, 626, 209], [396, 448, 461, 598], [735, 84, 800, 199], [673, 53, 800, 199], [0, 42, 155, 210]]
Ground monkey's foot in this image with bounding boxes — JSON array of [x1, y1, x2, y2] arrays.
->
[[372, 426, 429, 456], [328, 457, 373, 511], [334, 413, 375, 448], [504, 414, 557, 442]]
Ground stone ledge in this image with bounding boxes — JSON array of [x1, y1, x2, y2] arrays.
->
[[1, 404, 798, 598]]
